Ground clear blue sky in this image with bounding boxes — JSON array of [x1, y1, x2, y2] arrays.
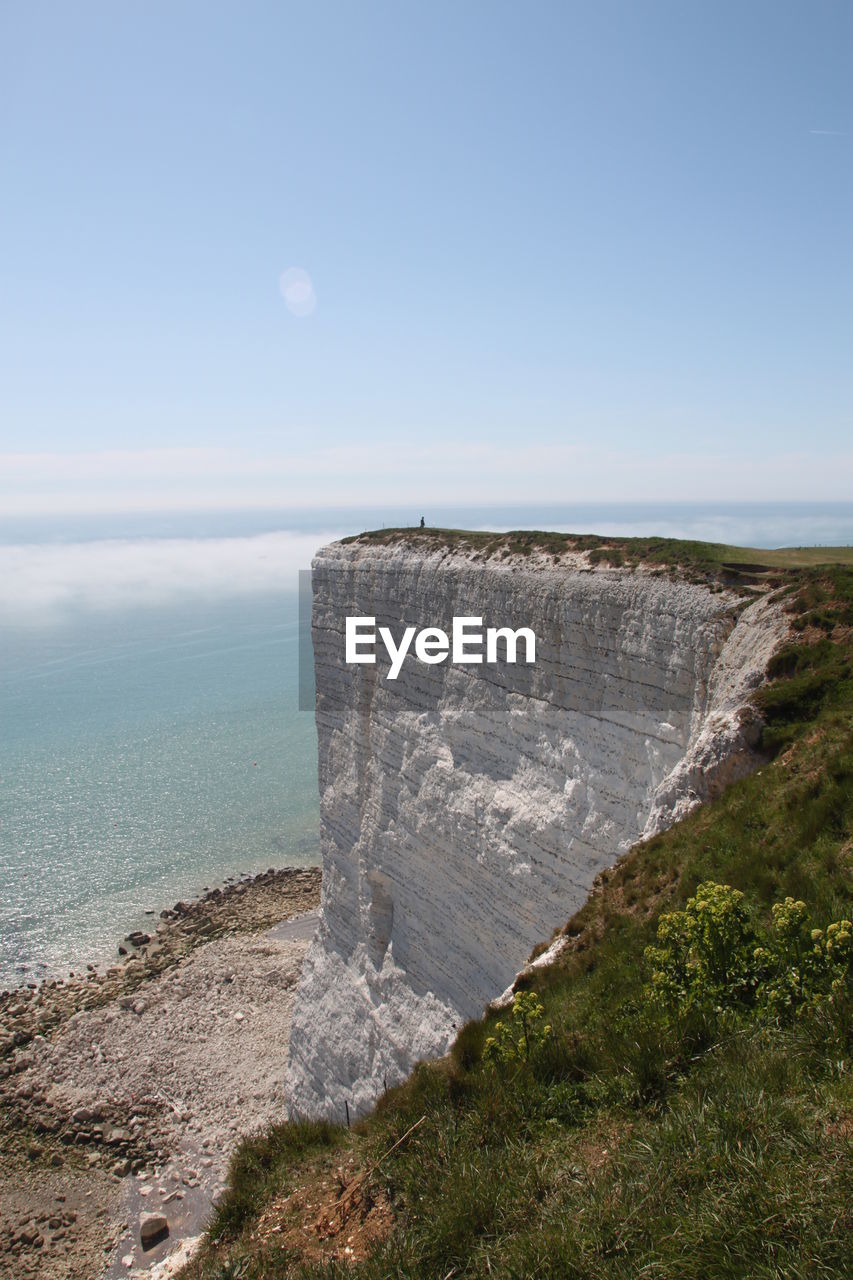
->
[[1, 1, 850, 510]]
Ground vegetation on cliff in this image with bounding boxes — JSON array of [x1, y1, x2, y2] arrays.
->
[[182, 556, 853, 1280], [342, 525, 853, 583]]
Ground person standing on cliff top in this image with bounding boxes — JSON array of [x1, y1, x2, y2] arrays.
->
[[420, 516, 425, 528]]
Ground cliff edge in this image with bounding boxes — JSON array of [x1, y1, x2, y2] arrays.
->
[[286, 538, 788, 1119]]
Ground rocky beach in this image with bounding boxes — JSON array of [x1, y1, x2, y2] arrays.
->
[[0, 865, 321, 1279]]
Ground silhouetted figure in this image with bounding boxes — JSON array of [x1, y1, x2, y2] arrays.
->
[[420, 516, 425, 528]]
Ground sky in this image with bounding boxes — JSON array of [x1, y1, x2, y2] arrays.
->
[[1, 0, 851, 512]]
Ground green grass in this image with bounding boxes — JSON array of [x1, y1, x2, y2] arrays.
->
[[341, 525, 853, 578], [182, 566, 853, 1280]]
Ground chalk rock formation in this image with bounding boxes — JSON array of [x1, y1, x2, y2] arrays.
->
[[286, 540, 787, 1119]]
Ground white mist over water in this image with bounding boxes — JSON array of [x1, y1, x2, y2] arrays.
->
[[0, 530, 343, 626]]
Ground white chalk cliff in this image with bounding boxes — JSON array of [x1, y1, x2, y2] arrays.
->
[[286, 539, 788, 1120]]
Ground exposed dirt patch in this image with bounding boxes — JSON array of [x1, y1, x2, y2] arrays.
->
[[824, 1113, 853, 1143], [254, 1152, 394, 1267], [573, 1119, 632, 1175]]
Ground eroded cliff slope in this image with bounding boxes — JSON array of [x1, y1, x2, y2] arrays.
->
[[286, 539, 787, 1119]]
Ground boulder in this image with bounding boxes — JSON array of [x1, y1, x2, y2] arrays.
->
[[139, 1212, 169, 1250]]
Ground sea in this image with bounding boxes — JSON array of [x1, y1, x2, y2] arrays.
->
[[2, 502, 852, 989]]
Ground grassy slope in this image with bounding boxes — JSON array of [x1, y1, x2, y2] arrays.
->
[[341, 525, 853, 572], [183, 549, 853, 1280]]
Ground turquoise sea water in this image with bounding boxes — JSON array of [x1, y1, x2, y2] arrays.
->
[[0, 596, 319, 987], [2, 503, 853, 989]]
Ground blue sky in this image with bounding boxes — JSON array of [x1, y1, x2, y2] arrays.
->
[[1, 1, 850, 510]]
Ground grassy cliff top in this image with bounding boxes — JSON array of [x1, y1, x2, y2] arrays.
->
[[340, 525, 853, 585]]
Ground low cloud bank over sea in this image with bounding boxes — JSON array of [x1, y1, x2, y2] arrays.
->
[[0, 530, 343, 626]]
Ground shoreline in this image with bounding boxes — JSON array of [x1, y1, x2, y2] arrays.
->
[[0, 864, 322, 1280], [0, 848, 321, 993], [0, 864, 321, 1056]]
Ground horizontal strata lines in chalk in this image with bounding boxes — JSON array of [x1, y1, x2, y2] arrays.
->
[[333, 711, 676, 804], [322, 686, 686, 762], [313, 641, 714, 730], [313, 623, 711, 692]]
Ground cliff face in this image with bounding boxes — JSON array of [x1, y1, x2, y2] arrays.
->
[[286, 541, 787, 1120]]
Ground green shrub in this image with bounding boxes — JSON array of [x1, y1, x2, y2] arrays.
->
[[644, 882, 757, 1016], [756, 897, 852, 1016], [644, 881, 851, 1029], [483, 990, 552, 1066]]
